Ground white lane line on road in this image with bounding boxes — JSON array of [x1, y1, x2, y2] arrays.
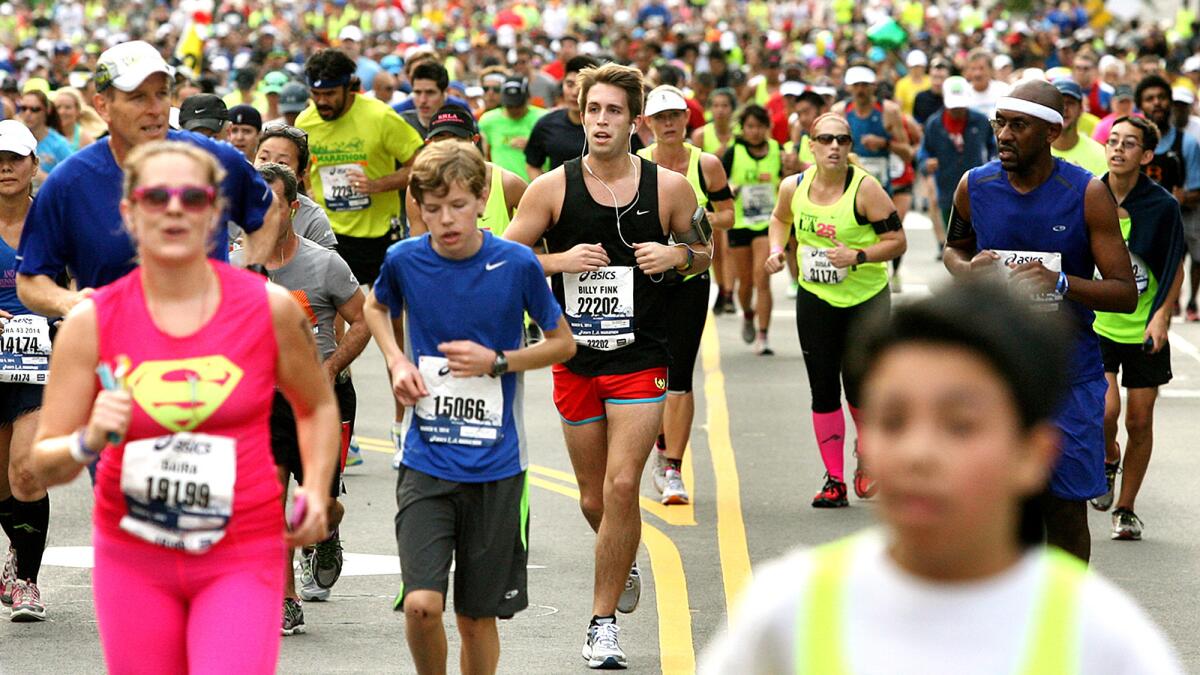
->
[[1168, 332, 1200, 366]]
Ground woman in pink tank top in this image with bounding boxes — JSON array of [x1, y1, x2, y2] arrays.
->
[[25, 141, 341, 674]]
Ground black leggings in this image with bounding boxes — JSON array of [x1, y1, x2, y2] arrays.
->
[[667, 273, 711, 393], [795, 285, 891, 413]]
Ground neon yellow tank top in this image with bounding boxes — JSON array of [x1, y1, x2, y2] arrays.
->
[[730, 140, 781, 231], [795, 535, 1088, 674], [791, 168, 887, 307], [638, 143, 707, 209], [478, 163, 510, 236], [1093, 215, 1156, 344]]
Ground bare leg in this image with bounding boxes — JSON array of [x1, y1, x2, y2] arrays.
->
[[457, 615, 500, 675], [1115, 387, 1158, 512], [663, 392, 693, 462], [277, 465, 297, 599], [712, 230, 731, 296], [731, 244, 754, 316], [404, 590, 448, 675], [751, 236, 772, 332], [784, 233, 799, 286], [1102, 372, 1121, 465], [563, 419, 610, 533]]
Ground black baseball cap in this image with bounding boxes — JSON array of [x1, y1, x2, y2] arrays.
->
[[501, 76, 529, 107], [179, 94, 229, 133], [279, 81, 309, 114], [427, 105, 477, 140], [228, 104, 263, 131]]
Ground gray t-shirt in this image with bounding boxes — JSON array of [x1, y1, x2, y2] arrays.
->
[[294, 193, 338, 249]]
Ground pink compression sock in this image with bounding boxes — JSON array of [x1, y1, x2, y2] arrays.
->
[[812, 409, 846, 481]]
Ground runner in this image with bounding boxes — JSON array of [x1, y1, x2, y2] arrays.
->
[[236, 163, 368, 632], [690, 87, 738, 314], [227, 104, 264, 162], [18, 90, 71, 177], [637, 85, 734, 505], [503, 62, 709, 668], [943, 79, 1138, 562], [28, 140, 339, 672], [408, 105, 527, 237], [724, 104, 783, 355], [252, 122, 339, 249], [765, 112, 906, 507], [1050, 79, 1109, 176], [363, 140, 574, 675], [178, 94, 230, 141], [0, 121, 49, 622], [832, 65, 912, 196], [701, 281, 1184, 675], [1091, 116, 1186, 541], [525, 55, 601, 179]]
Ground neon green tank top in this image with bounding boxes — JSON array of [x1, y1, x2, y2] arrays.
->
[[1093, 216, 1157, 344], [795, 535, 1088, 674], [638, 143, 707, 209], [478, 164, 510, 236], [731, 140, 781, 231], [791, 168, 888, 307]]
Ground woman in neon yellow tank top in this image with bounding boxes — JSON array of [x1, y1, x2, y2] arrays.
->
[[638, 85, 734, 506], [701, 283, 1184, 675], [765, 113, 905, 507], [690, 88, 739, 315]]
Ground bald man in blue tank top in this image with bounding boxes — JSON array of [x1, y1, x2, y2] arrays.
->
[[943, 79, 1137, 563]]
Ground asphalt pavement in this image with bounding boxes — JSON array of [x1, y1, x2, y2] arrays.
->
[[2, 214, 1198, 674]]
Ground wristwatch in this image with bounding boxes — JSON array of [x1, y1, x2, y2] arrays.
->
[[490, 350, 509, 378], [855, 249, 868, 265]]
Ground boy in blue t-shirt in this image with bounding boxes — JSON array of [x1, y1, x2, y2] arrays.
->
[[364, 140, 573, 672]]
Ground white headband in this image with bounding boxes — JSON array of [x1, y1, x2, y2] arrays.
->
[[995, 96, 1064, 125]]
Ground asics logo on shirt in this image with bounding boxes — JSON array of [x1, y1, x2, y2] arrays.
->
[[485, 261, 508, 271]]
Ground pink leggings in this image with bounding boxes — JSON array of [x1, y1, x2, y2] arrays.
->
[[93, 529, 285, 675]]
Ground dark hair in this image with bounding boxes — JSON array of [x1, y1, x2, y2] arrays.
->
[[257, 123, 310, 174], [656, 64, 684, 88], [710, 87, 736, 108], [235, 66, 258, 91], [1111, 114, 1160, 150], [411, 62, 449, 91], [797, 90, 825, 110], [565, 55, 600, 77], [258, 162, 298, 204], [738, 103, 770, 128], [1135, 74, 1172, 107], [695, 71, 716, 89], [304, 49, 357, 86]]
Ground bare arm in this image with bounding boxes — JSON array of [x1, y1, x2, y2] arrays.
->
[[1072, 179, 1137, 312], [942, 173, 995, 276], [1146, 260, 1185, 353], [884, 103, 913, 162], [765, 176, 799, 274], [502, 169, 528, 218], [689, 127, 705, 147], [406, 189, 427, 237], [16, 274, 92, 318], [325, 289, 370, 379], [525, 164, 544, 180], [363, 164, 411, 194], [700, 153, 735, 230], [503, 170, 609, 275], [852, 176, 907, 263], [438, 317, 576, 377]]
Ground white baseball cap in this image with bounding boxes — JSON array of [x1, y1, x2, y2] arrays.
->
[[1184, 55, 1200, 74], [339, 25, 363, 43], [906, 50, 928, 68], [96, 40, 174, 93], [644, 85, 688, 117], [942, 76, 971, 109], [1172, 87, 1196, 106], [993, 54, 1013, 71], [845, 66, 876, 86], [780, 80, 805, 97], [0, 119, 37, 156]]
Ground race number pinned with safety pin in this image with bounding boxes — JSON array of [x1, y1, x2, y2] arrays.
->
[[319, 162, 371, 212], [414, 356, 503, 446], [563, 266, 635, 351], [0, 315, 51, 384], [993, 250, 1063, 310], [800, 246, 849, 284], [740, 183, 775, 226]]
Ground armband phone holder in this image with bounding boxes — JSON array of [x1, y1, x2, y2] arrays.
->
[[689, 206, 712, 245]]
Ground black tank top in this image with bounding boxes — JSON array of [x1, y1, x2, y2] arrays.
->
[[1145, 127, 1185, 193], [545, 156, 670, 376]]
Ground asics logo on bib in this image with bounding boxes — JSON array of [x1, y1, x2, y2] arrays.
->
[[1002, 252, 1047, 266], [485, 261, 508, 271], [127, 356, 245, 432], [152, 435, 214, 455], [578, 270, 618, 281]]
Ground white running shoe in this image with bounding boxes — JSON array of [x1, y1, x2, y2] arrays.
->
[[617, 563, 640, 614], [9, 579, 45, 622], [651, 450, 667, 494], [582, 621, 627, 669], [661, 468, 690, 505]]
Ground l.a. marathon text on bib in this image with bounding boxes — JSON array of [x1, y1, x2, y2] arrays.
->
[[415, 356, 503, 447], [994, 249, 1064, 309], [858, 156, 890, 187], [800, 246, 849, 284], [563, 266, 635, 351], [318, 163, 371, 212], [119, 432, 236, 554], [0, 315, 50, 384], [740, 183, 775, 226]]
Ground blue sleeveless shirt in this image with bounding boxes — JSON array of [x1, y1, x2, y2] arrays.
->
[[0, 237, 30, 316], [968, 158, 1102, 383]]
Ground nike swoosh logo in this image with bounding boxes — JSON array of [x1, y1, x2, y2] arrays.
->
[[636, 209, 650, 216], [485, 261, 507, 271], [193, 108, 207, 114]]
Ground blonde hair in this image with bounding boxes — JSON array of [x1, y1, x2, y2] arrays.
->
[[577, 63, 645, 119], [409, 141, 487, 204], [123, 141, 226, 202], [54, 86, 107, 138]]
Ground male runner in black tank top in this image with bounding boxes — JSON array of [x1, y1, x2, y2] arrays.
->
[[504, 63, 707, 670]]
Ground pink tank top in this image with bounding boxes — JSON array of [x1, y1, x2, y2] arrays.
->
[[92, 262, 283, 544]]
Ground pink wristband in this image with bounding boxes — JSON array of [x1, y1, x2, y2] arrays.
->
[[770, 246, 784, 256]]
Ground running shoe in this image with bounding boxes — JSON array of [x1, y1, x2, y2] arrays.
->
[[582, 620, 627, 669], [298, 548, 331, 602], [786, 280, 799, 299], [712, 293, 733, 315], [1188, 304, 1199, 322], [617, 563, 640, 614], [1, 547, 15, 607], [853, 444, 877, 499], [282, 598, 306, 636], [661, 467, 690, 505], [755, 335, 774, 356], [345, 436, 363, 467], [812, 475, 849, 508], [312, 528, 343, 589], [651, 449, 667, 495], [9, 579, 45, 622], [741, 316, 755, 344], [1090, 461, 1120, 512], [890, 271, 903, 294], [1111, 508, 1144, 541]]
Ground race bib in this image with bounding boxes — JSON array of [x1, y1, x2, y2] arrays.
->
[[319, 163, 371, 212], [859, 156, 890, 187], [800, 246, 849, 284], [563, 267, 635, 351], [994, 250, 1063, 309], [888, 153, 906, 179], [740, 183, 775, 226], [119, 433, 236, 554], [0, 315, 50, 384], [414, 356, 503, 447]]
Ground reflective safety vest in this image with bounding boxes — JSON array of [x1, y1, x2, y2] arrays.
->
[[795, 536, 1088, 674]]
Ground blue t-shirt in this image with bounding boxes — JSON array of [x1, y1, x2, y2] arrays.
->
[[392, 95, 472, 116], [0, 237, 30, 316], [373, 231, 562, 483], [17, 129, 272, 290], [1157, 127, 1200, 192], [36, 129, 72, 173]]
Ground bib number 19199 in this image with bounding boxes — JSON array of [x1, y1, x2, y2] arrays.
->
[[145, 476, 211, 509]]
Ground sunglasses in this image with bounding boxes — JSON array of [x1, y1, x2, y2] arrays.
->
[[17, 106, 42, 113], [483, 86, 502, 93], [131, 185, 217, 212], [263, 122, 308, 140], [813, 133, 853, 146]]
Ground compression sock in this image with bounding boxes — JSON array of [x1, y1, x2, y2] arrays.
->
[[9, 495, 48, 582], [0, 496, 16, 541], [813, 409, 846, 482]]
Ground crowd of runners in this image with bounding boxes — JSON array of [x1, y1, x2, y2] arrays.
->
[[0, 0, 1195, 671]]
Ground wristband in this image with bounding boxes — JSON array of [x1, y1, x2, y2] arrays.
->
[[675, 245, 694, 272], [770, 245, 784, 256], [1055, 271, 1069, 296], [70, 431, 101, 465]]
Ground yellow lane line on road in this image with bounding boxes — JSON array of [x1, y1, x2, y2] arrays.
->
[[700, 315, 753, 619]]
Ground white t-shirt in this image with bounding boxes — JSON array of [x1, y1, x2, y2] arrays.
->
[[967, 80, 1011, 119], [701, 530, 1183, 675]]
